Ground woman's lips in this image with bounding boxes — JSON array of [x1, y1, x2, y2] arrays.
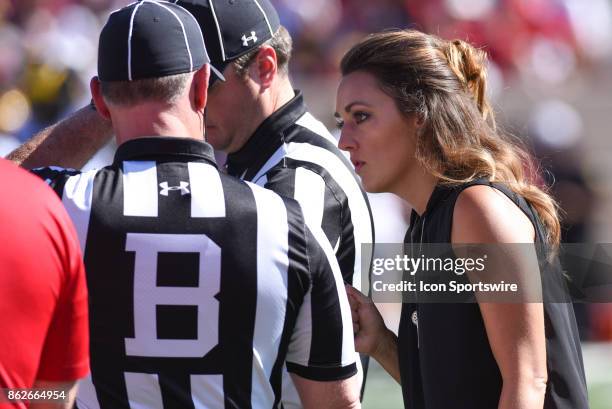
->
[[353, 160, 365, 172]]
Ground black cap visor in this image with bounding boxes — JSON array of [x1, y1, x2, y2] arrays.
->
[[208, 60, 227, 89], [210, 63, 225, 84]]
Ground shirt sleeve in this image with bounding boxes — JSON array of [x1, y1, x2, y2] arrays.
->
[[30, 166, 82, 198], [285, 224, 357, 381], [35, 196, 90, 382]]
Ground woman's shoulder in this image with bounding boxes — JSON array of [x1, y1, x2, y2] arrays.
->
[[451, 183, 535, 244]]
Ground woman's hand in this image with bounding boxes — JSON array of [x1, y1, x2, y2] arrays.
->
[[346, 285, 401, 383], [346, 285, 386, 355]]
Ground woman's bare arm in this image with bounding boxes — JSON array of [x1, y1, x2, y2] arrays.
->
[[452, 185, 547, 409]]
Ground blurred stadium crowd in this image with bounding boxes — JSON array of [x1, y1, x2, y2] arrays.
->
[[1, 0, 611, 341]]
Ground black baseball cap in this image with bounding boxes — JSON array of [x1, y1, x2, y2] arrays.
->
[[176, 0, 281, 83], [98, 0, 225, 82]]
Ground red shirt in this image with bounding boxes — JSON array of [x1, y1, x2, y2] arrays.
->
[[0, 159, 89, 408]]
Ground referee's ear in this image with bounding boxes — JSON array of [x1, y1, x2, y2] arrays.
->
[[253, 45, 277, 90], [192, 65, 210, 113], [90, 76, 111, 121]]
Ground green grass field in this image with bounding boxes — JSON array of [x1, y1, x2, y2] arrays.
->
[[362, 343, 612, 409]]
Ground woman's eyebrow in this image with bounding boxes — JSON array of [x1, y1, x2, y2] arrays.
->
[[342, 101, 373, 113]]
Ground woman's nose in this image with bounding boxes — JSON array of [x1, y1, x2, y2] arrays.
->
[[338, 130, 356, 152]]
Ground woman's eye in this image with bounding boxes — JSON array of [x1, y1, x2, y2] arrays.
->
[[354, 112, 370, 124], [335, 117, 345, 129]]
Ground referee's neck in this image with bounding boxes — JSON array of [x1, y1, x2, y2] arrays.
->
[[271, 77, 295, 113], [111, 104, 204, 146], [260, 76, 295, 121]]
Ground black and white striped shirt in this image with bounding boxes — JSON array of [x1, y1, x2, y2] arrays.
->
[[225, 91, 374, 291], [225, 92, 374, 408], [32, 137, 356, 409]]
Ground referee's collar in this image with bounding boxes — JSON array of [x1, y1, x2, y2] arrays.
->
[[114, 137, 217, 167], [226, 90, 307, 178]]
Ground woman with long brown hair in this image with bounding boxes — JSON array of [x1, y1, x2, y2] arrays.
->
[[336, 29, 588, 409]]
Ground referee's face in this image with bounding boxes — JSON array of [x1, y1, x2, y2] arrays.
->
[[205, 64, 260, 153], [336, 70, 421, 195]]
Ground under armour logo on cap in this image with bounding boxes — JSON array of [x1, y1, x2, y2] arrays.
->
[[159, 181, 190, 196], [176, 0, 280, 86], [241, 31, 258, 47]]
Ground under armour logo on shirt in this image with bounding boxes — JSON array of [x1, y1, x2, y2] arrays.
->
[[241, 31, 258, 47], [159, 181, 190, 196]]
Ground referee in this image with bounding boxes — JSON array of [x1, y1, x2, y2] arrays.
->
[[12, 2, 360, 408]]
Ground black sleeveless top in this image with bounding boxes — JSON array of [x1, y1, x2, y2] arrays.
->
[[398, 179, 589, 409]]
